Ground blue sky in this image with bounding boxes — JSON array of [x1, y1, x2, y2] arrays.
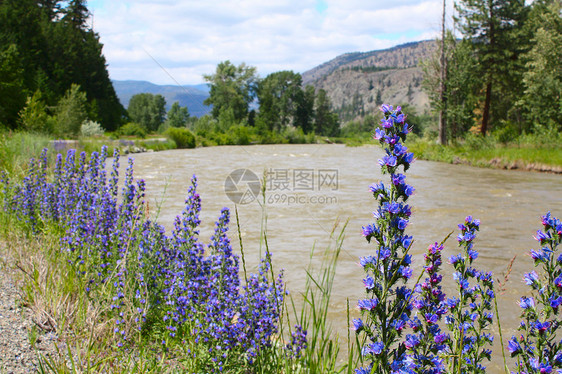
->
[[87, 0, 453, 85]]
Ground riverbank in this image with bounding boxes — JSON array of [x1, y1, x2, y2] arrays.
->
[[406, 139, 562, 174], [2, 130, 561, 180]]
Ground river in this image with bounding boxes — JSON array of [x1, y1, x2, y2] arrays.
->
[[128, 144, 562, 373]]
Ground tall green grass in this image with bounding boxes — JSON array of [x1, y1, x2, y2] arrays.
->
[[406, 135, 562, 170], [0, 131, 51, 175]]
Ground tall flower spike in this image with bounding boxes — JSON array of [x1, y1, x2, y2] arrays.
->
[[356, 105, 415, 374], [510, 212, 562, 374], [444, 216, 494, 374], [407, 242, 449, 373]]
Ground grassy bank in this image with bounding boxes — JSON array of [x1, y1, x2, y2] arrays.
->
[[406, 135, 562, 173], [0, 146, 357, 373]]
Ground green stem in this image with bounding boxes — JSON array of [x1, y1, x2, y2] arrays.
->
[[493, 294, 509, 374]]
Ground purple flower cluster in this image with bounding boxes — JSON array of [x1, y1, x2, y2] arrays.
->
[[356, 105, 415, 374], [357, 106, 499, 374], [407, 242, 449, 373], [509, 212, 562, 374], [444, 216, 495, 374], [1, 147, 287, 370], [285, 324, 308, 359]]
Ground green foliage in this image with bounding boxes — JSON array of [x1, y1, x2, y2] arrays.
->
[[464, 132, 496, 150], [18, 90, 51, 133], [0, 0, 124, 130], [455, 0, 527, 133], [283, 127, 315, 144], [204, 60, 258, 122], [165, 127, 196, 149], [127, 93, 166, 133], [227, 124, 252, 145], [520, 1, 562, 130], [422, 35, 479, 140], [340, 115, 377, 138], [407, 134, 562, 170], [422, 0, 562, 141], [520, 121, 562, 147], [257, 71, 311, 132], [217, 106, 238, 132], [165, 101, 189, 128], [314, 89, 340, 137], [119, 122, 146, 138], [491, 121, 519, 144], [54, 84, 88, 137], [0, 44, 27, 127]]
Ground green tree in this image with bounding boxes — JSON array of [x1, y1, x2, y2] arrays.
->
[[0, 44, 27, 127], [62, 0, 89, 30], [18, 90, 50, 133], [55, 83, 87, 136], [203, 61, 258, 122], [165, 102, 190, 128], [520, 1, 562, 129], [0, 0, 124, 130], [314, 89, 339, 137], [294, 85, 315, 133], [127, 93, 166, 132], [455, 0, 526, 135], [256, 71, 304, 131]]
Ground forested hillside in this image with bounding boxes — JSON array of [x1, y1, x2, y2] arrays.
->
[[0, 0, 124, 132]]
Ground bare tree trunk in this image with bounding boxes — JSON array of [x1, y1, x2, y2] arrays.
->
[[438, 0, 447, 145]]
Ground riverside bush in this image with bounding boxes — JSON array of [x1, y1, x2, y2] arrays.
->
[[80, 120, 105, 137], [119, 122, 147, 138], [165, 127, 196, 148]]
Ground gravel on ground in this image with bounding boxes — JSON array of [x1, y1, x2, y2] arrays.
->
[[0, 247, 58, 374]]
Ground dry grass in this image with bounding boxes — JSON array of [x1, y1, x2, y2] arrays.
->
[[0, 228, 119, 372]]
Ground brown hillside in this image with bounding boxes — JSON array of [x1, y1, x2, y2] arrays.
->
[[302, 40, 438, 121]]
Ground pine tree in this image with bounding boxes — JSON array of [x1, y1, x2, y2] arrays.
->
[[455, 0, 526, 135]]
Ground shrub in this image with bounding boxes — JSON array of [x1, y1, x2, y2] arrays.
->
[[54, 84, 88, 137], [228, 124, 252, 145], [165, 127, 196, 148], [119, 122, 146, 138], [80, 120, 105, 137], [18, 90, 51, 134]]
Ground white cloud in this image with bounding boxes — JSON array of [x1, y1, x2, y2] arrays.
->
[[89, 0, 449, 84]]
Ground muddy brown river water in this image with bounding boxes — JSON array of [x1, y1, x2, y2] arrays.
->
[[127, 144, 562, 373]]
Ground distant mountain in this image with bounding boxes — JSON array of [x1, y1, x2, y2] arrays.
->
[[112, 80, 211, 118], [114, 40, 436, 122], [302, 40, 438, 121]]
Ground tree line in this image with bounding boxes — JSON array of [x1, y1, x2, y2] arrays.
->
[[0, 0, 124, 134], [203, 61, 339, 137], [125, 61, 340, 141], [425, 0, 561, 144]]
